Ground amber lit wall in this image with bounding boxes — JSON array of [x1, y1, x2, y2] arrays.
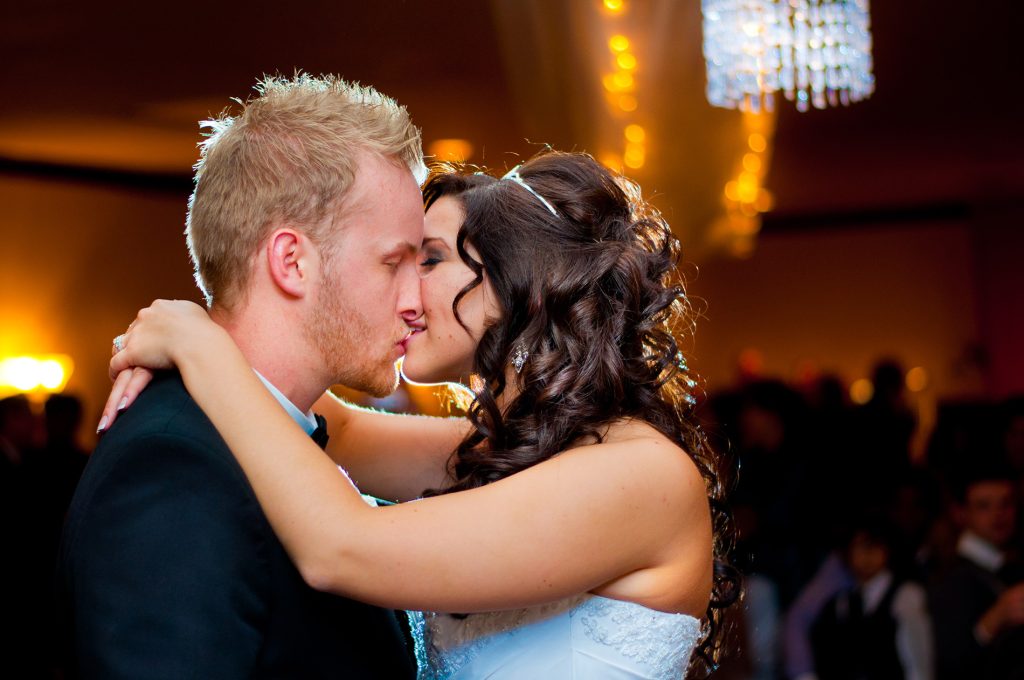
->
[[689, 214, 1024, 400], [0, 174, 197, 444]]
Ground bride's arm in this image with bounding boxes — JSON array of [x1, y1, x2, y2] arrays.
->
[[315, 392, 468, 502], [101, 316, 467, 503], [113, 301, 710, 614]]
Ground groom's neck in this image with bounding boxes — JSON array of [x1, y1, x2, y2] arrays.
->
[[210, 304, 325, 413]]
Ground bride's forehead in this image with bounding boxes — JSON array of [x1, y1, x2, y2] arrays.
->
[[424, 197, 465, 233]]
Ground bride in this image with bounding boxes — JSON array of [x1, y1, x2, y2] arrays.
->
[[105, 151, 738, 678]]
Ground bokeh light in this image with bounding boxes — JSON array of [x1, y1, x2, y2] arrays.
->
[[850, 378, 874, 405], [608, 35, 630, 53]]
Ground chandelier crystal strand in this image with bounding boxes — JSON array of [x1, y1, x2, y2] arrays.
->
[[702, 0, 874, 112]]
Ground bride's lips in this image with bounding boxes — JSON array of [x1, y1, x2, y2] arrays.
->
[[400, 326, 427, 350]]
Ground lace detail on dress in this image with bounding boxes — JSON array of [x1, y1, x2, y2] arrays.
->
[[411, 596, 588, 680], [578, 598, 702, 680], [406, 610, 430, 679], [411, 595, 701, 680]]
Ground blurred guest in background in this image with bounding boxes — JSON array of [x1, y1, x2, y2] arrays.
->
[[730, 379, 810, 603], [0, 394, 48, 677], [885, 470, 943, 580], [0, 394, 36, 470], [928, 466, 1024, 680], [999, 396, 1024, 492], [785, 550, 854, 680], [35, 394, 89, 522], [21, 395, 91, 677], [850, 360, 916, 496], [809, 517, 933, 680]]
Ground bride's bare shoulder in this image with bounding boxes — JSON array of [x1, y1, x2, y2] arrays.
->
[[573, 420, 713, 613], [601, 418, 674, 444], [566, 419, 707, 502]]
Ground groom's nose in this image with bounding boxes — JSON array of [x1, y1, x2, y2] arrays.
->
[[397, 262, 423, 321]]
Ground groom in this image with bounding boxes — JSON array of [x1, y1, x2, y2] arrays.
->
[[59, 75, 426, 678]]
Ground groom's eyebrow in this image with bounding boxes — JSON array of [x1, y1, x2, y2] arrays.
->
[[383, 241, 418, 257]]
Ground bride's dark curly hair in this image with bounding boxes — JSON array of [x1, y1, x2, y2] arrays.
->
[[422, 151, 739, 675]]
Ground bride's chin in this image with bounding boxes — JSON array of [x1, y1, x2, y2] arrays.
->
[[398, 361, 438, 387], [399, 358, 460, 387]]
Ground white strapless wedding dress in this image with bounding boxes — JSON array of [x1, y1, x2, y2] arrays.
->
[[408, 594, 702, 679]]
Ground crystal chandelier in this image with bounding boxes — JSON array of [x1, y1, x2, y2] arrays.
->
[[702, 0, 874, 112]]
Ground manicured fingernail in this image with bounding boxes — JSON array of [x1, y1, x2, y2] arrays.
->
[[117, 396, 128, 411], [96, 415, 109, 433]]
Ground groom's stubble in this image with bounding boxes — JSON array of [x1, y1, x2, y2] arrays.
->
[[304, 253, 400, 399]]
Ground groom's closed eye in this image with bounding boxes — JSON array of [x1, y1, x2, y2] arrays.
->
[[380, 241, 418, 272]]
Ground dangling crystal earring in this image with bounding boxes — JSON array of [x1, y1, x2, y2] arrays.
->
[[512, 343, 529, 374]]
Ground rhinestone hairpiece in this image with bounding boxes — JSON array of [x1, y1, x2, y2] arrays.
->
[[501, 165, 559, 217], [512, 343, 529, 373]]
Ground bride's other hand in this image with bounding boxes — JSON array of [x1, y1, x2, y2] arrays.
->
[[99, 300, 222, 432], [108, 300, 219, 377], [97, 368, 155, 433]]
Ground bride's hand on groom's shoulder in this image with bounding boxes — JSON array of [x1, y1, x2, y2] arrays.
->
[[98, 367, 154, 432], [98, 300, 214, 433]]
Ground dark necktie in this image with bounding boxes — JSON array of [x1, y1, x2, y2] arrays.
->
[[310, 413, 330, 450], [847, 587, 864, 620]]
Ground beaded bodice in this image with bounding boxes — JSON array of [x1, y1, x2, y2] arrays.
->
[[408, 595, 702, 679]]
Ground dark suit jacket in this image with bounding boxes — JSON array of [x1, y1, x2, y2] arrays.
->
[[58, 372, 416, 679], [928, 555, 1024, 680]]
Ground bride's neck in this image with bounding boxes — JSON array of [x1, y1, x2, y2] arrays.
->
[[492, 369, 522, 412]]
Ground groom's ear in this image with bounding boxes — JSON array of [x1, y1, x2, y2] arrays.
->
[[266, 228, 314, 299]]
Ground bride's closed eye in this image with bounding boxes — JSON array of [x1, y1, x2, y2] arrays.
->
[[418, 253, 443, 269]]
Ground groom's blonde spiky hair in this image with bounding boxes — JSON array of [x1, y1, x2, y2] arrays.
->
[[185, 72, 425, 309]]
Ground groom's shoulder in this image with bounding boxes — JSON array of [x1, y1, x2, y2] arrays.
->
[[98, 370, 224, 454], [65, 371, 255, 548], [77, 371, 239, 494]]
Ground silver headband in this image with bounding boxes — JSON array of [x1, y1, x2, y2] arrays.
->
[[501, 165, 558, 217]]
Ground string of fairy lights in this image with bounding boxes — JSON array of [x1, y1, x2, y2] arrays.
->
[[596, 0, 774, 258], [598, 0, 646, 173], [718, 110, 776, 258]]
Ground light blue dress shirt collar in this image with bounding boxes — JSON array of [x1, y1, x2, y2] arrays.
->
[[253, 370, 318, 435]]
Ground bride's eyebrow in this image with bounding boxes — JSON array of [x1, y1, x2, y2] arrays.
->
[[421, 236, 448, 250]]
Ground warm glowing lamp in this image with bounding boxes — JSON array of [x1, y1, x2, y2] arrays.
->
[[0, 354, 74, 396], [427, 138, 474, 162], [2, 358, 40, 391]]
